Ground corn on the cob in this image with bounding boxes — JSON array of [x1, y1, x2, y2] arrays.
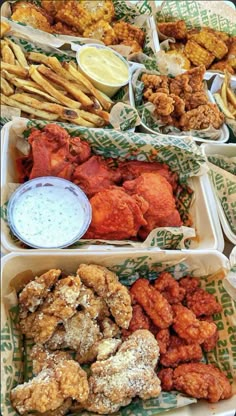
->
[[191, 29, 228, 60], [184, 40, 215, 68], [83, 21, 117, 45], [113, 21, 145, 47], [166, 50, 191, 70]]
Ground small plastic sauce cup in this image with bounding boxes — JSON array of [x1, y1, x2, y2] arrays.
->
[[7, 177, 92, 249]]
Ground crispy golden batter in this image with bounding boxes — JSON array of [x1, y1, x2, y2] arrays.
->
[[82, 330, 161, 414], [130, 279, 173, 329], [169, 73, 192, 97], [77, 264, 132, 329], [200, 316, 219, 352], [169, 94, 186, 117], [31, 345, 71, 375], [156, 328, 170, 355], [96, 338, 122, 361], [172, 304, 217, 345], [185, 65, 206, 92], [141, 73, 169, 94], [11, 359, 89, 414], [77, 283, 109, 320], [122, 304, 151, 338], [184, 91, 209, 110], [12, 2, 52, 33], [41, 0, 66, 17], [186, 288, 222, 317], [100, 317, 121, 339], [158, 20, 187, 40], [179, 103, 224, 131], [83, 20, 117, 45], [51, 21, 80, 36], [210, 61, 235, 75], [19, 269, 61, 316], [160, 343, 203, 367], [154, 272, 186, 304], [35, 398, 72, 416], [113, 21, 145, 46], [184, 40, 215, 68], [148, 92, 175, 116]]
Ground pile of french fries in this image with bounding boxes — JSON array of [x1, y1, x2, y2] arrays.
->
[[213, 72, 236, 120], [0, 22, 112, 127]]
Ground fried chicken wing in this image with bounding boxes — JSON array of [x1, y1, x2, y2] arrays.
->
[[200, 316, 219, 352], [179, 104, 224, 130], [160, 343, 203, 367], [31, 345, 71, 375], [172, 363, 232, 402], [158, 368, 174, 391], [156, 328, 170, 354], [185, 65, 206, 92], [19, 269, 61, 317], [169, 73, 192, 97], [130, 279, 173, 329], [172, 304, 217, 345], [84, 187, 148, 240], [122, 304, 151, 338], [113, 21, 145, 47], [186, 288, 222, 317], [72, 155, 121, 198], [158, 20, 187, 40], [82, 330, 161, 414], [11, 359, 89, 414], [154, 272, 186, 304], [123, 172, 182, 239], [169, 94, 186, 117], [77, 264, 132, 329], [178, 276, 200, 294]]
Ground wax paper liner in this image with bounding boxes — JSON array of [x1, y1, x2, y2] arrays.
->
[[0, 117, 209, 250], [206, 156, 236, 235], [1, 0, 156, 57], [1, 252, 236, 415], [132, 67, 223, 140], [0, 18, 139, 130], [223, 247, 236, 301]]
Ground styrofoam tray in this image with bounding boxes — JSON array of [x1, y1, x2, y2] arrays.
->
[[201, 143, 236, 245], [0, 119, 224, 252], [1, 249, 235, 416], [130, 77, 229, 143]]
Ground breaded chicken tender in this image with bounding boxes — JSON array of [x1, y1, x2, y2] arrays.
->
[[77, 264, 132, 329], [19, 269, 61, 317], [186, 288, 222, 317], [11, 359, 89, 414], [179, 103, 224, 130], [172, 304, 217, 345], [130, 279, 173, 328], [81, 330, 161, 414], [184, 91, 209, 110]]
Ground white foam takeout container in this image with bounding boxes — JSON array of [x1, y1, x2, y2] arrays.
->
[[130, 74, 229, 143], [201, 143, 236, 245], [1, 249, 235, 416], [0, 119, 224, 253]]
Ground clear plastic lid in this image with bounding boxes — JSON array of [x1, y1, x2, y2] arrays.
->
[[7, 176, 92, 249]]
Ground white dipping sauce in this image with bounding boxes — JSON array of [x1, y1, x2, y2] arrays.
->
[[12, 186, 86, 248]]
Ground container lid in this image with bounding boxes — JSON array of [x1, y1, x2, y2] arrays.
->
[[7, 176, 92, 249]]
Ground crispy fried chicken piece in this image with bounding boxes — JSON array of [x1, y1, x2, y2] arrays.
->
[[186, 288, 222, 317], [169, 73, 192, 97], [20, 276, 81, 343], [82, 330, 161, 414], [11, 359, 89, 414], [41, 0, 65, 17], [27, 124, 91, 180], [148, 92, 175, 116], [122, 304, 151, 338], [210, 61, 235, 75], [171, 363, 232, 402], [154, 272, 186, 304], [34, 398, 72, 416], [172, 304, 217, 345], [158, 368, 174, 391], [55, 0, 114, 34], [83, 20, 117, 45], [141, 74, 169, 94], [77, 264, 132, 329], [51, 22, 80, 36], [117, 160, 178, 191], [157, 20, 187, 40], [169, 93, 186, 117], [77, 283, 109, 320], [72, 155, 121, 198], [130, 279, 173, 329], [184, 91, 209, 110], [11, 1, 52, 32], [200, 316, 219, 352], [185, 65, 206, 92], [96, 338, 122, 361], [123, 172, 182, 239], [156, 328, 170, 354], [19, 269, 61, 318], [179, 104, 224, 130], [84, 187, 148, 240], [160, 343, 203, 367], [31, 345, 71, 375], [178, 276, 200, 294], [100, 317, 121, 339], [113, 21, 145, 47]]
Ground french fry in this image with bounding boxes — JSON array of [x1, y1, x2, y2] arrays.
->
[[1, 44, 15, 65], [9, 78, 62, 103], [213, 93, 235, 119], [37, 64, 94, 107], [1, 94, 60, 120], [0, 77, 14, 96], [5, 38, 28, 68], [0, 21, 11, 38], [1, 62, 28, 77], [226, 86, 236, 108], [27, 52, 53, 65], [66, 63, 112, 111], [63, 116, 96, 127], [220, 77, 228, 107], [29, 66, 81, 109]]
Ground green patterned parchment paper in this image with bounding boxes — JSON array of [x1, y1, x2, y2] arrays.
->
[[0, 18, 139, 130], [1, 0, 156, 57], [154, 1, 236, 36], [132, 67, 224, 141], [207, 155, 236, 236], [1, 117, 209, 250], [1, 252, 236, 416]]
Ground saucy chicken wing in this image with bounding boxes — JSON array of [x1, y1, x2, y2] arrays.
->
[[154, 272, 186, 304], [186, 288, 222, 317]]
